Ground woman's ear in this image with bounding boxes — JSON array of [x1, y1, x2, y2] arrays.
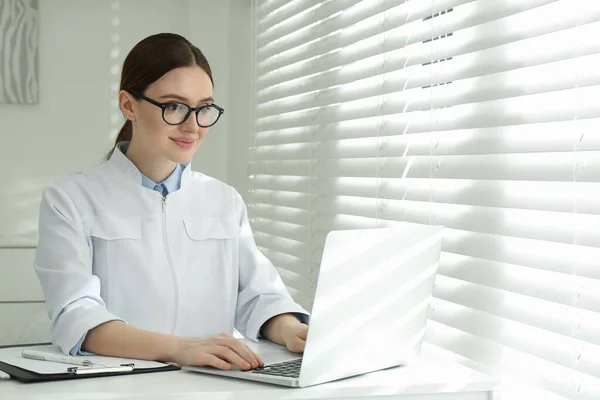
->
[[119, 90, 137, 122]]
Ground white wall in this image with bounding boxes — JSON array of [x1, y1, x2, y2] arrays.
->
[[0, 1, 112, 248], [0, 0, 244, 345], [0, 0, 120, 345]]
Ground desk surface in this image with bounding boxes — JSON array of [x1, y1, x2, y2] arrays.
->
[[1, 343, 501, 400]]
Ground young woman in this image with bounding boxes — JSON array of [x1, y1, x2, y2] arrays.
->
[[34, 33, 308, 371]]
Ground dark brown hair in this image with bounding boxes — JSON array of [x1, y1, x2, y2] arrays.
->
[[106, 33, 213, 160]]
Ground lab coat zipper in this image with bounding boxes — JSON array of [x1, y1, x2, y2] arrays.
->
[[162, 196, 180, 334]]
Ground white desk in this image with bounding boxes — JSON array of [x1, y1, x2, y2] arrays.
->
[[0, 357, 500, 400]]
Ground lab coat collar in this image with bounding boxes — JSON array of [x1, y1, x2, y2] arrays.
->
[[108, 141, 193, 188]]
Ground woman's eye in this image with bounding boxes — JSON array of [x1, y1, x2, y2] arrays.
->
[[166, 103, 185, 113]]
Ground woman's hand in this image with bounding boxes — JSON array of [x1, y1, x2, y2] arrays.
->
[[281, 319, 308, 353], [261, 313, 308, 353], [171, 333, 264, 370]]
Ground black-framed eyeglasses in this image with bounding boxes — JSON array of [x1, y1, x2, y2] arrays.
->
[[132, 91, 224, 128]]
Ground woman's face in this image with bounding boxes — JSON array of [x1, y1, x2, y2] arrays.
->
[[125, 65, 214, 164]]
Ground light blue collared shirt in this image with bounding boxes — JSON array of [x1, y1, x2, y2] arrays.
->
[[140, 163, 185, 196]]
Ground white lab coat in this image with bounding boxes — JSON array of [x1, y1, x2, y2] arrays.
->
[[34, 147, 308, 354]]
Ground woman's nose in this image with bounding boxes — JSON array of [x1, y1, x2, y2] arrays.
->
[[181, 112, 200, 133]]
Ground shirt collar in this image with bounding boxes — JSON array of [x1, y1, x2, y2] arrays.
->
[[140, 164, 183, 194], [108, 141, 192, 190]]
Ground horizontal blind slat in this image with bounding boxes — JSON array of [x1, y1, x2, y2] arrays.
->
[[254, 233, 309, 260], [425, 321, 595, 399], [251, 218, 309, 243], [249, 202, 311, 225], [258, 2, 600, 92], [259, 18, 600, 104], [250, 150, 600, 182], [257, 0, 320, 31], [256, 85, 600, 131], [293, 177, 600, 216], [249, 189, 312, 209], [258, 0, 546, 76], [440, 229, 600, 281], [258, 0, 363, 51], [374, 199, 600, 247], [311, 196, 600, 249], [257, 245, 311, 266], [438, 252, 600, 314], [429, 296, 600, 378], [258, 0, 473, 63], [257, 54, 600, 118], [255, 117, 600, 146], [256, 0, 289, 21], [433, 275, 600, 347]]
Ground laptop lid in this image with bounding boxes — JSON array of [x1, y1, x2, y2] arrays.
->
[[298, 224, 444, 387]]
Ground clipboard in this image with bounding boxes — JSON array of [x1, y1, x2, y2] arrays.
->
[[0, 343, 180, 383]]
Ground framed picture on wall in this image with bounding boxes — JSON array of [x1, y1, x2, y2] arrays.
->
[[0, 0, 39, 105]]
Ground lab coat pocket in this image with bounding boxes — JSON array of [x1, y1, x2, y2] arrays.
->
[[183, 216, 240, 240], [181, 216, 239, 292], [89, 214, 142, 240], [179, 216, 240, 335], [89, 214, 143, 309]]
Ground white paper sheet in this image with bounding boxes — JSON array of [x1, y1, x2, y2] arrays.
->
[[0, 345, 170, 374]]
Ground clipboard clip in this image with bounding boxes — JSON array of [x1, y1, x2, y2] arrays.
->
[[67, 363, 135, 375]]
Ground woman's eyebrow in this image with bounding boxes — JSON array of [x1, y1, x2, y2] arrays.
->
[[158, 93, 214, 104]]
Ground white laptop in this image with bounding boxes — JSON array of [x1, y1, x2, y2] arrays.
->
[[184, 224, 445, 388]]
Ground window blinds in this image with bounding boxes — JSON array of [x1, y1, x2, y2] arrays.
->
[[249, 1, 600, 398]]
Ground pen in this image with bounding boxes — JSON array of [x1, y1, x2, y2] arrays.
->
[[21, 349, 93, 367]]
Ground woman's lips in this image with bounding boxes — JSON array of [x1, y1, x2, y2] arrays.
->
[[170, 137, 195, 149]]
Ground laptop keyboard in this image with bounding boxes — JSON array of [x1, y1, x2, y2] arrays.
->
[[250, 358, 302, 378]]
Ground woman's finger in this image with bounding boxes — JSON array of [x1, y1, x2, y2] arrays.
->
[[297, 324, 309, 341], [196, 353, 232, 370], [287, 335, 306, 353], [214, 346, 252, 370], [218, 337, 262, 368], [242, 341, 265, 367]]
